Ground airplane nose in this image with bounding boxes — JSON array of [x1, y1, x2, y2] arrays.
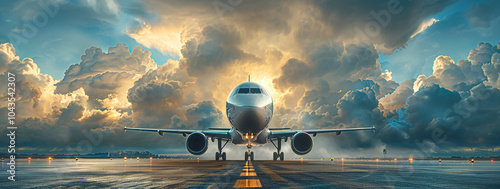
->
[[236, 108, 265, 133]]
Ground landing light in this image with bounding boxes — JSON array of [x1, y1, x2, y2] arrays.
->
[[251, 133, 254, 139], [48, 157, 53, 160], [124, 157, 127, 160]]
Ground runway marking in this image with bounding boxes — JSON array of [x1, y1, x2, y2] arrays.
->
[[239, 171, 257, 177], [234, 179, 262, 188], [234, 161, 262, 188]]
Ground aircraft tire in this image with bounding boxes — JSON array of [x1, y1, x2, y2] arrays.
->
[[250, 152, 254, 161], [245, 151, 248, 161], [273, 152, 277, 161], [222, 152, 226, 161], [280, 152, 284, 161], [215, 152, 220, 161]]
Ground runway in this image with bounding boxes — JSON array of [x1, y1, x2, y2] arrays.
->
[[2, 158, 500, 188]]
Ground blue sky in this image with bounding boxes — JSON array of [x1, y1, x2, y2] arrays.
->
[[379, 0, 500, 82]]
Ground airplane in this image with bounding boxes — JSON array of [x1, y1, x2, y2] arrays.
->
[[124, 76, 375, 161]]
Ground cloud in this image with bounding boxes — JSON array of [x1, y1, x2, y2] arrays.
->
[[179, 25, 259, 77], [309, 0, 453, 54], [82, 0, 121, 17], [130, 0, 454, 59], [466, 0, 500, 28], [414, 42, 500, 92], [379, 79, 415, 112], [55, 43, 156, 109], [382, 83, 500, 149], [410, 18, 439, 38], [380, 42, 500, 151], [273, 42, 380, 92], [482, 46, 500, 88], [0, 43, 88, 120]]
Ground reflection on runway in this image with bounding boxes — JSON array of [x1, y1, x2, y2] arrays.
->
[[4, 158, 500, 188]]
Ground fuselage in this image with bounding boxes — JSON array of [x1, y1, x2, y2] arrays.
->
[[226, 82, 273, 146]]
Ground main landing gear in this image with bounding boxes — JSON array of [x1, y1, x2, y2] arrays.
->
[[215, 138, 229, 161], [271, 138, 284, 161]]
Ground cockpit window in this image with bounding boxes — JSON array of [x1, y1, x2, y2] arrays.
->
[[237, 88, 262, 94], [238, 88, 250, 94], [250, 88, 262, 94]]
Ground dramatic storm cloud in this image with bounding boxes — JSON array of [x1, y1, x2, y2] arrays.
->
[[0, 0, 499, 157]]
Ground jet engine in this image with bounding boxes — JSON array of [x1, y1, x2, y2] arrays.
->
[[291, 132, 313, 155], [186, 132, 208, 155]]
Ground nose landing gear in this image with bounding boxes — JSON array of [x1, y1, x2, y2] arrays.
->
[[245, 151, 254, 161], [245, 142, 254, 161], [271, 138, 284, 161], [215, 138, 229, 161]]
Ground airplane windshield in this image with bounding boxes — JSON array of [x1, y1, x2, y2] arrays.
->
[[238, 88, 250, 94], [250, 88, 261, 94]]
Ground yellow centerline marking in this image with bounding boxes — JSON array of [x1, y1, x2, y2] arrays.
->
[[240, 172, 257, 177], [234, 160, 262, 188], [234, 179, 262, 188]]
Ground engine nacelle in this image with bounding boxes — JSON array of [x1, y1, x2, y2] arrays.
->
[[186, 132, 208, 155], [291, 132, 313, 155]]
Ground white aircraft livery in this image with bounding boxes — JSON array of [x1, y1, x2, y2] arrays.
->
[[124, 76, 375, 161]]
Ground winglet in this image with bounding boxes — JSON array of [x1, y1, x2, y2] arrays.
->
[[372, 126, 376, 132], [124, 127, 127, 132], [248, 75, 251, 82]]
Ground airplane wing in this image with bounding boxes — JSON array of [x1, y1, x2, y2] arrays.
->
[[124, 127, 231, 139], [269, 126, 376, 139]]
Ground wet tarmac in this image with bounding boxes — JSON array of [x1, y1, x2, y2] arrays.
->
[[2, 158, 500, 188]]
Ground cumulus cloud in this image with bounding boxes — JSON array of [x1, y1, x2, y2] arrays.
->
[[0, 42, 225, 153], [379, 79, 415, 112], [482, 48, 500, 88], [55, 44, 156, 109], [378, 42, 500, 153], [414, 42, 500, 92]]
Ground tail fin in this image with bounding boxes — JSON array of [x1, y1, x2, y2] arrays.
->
[[248, 75, 251, 82]]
